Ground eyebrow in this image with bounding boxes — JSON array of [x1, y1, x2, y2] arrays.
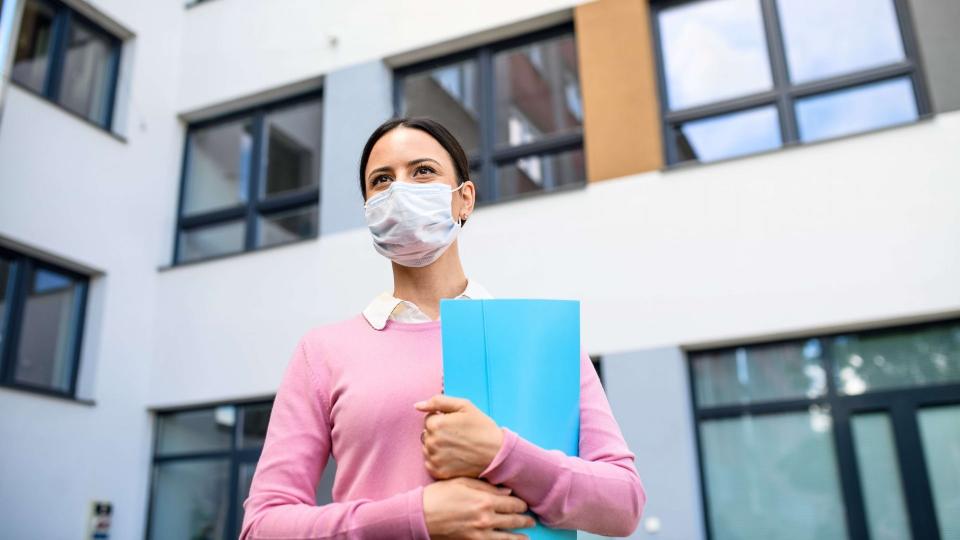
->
[[367, 158, 442, 182]]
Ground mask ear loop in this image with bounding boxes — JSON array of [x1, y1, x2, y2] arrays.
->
[[452, 181, 466, 227]]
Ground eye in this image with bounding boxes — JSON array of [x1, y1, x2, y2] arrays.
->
[[414, 165, 436, 176], [371, 174, 392, 186]]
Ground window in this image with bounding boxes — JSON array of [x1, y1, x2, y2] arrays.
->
[[650, 0, 930, 165], [395, 23, 586, 204], [173, 92, 323, 264], [147, 400, 334, 540], [0, 247, 89, 398], [689, 319, 960, 540], [11, 0, 121, 130]]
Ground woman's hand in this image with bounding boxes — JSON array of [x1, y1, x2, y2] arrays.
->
[[415, 395, 504, 480], [423, 476, 535, 539]]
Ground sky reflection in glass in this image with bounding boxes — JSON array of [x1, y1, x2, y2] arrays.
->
[[796, 77, 917, 143], [777, 0, 906, 84], [659, 0, 772, 110]]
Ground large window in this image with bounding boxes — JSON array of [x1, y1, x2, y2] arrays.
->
[[0, 247, 89, 398], [147, 400, 335, 540], [11, 0, 121, 130], [689, 319, 960, 540], [173, 92, 323, 264], [650, 0, 930, 165], [395, 23, 585, 204]]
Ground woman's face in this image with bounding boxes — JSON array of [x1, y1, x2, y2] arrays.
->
[[364, 127, 475, 223]]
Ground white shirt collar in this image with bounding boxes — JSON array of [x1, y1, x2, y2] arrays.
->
[[362, 278, 493, 330]]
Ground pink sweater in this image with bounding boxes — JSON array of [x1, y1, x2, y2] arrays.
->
[[240, 314, 646, 539]]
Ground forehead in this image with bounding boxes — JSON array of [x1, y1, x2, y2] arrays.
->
[[366, 127, 452, 173]]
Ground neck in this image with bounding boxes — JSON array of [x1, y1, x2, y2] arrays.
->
[[391, 240, 467, 321]]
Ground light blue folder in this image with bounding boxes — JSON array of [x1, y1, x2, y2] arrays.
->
[[440, 298, 580, 539]]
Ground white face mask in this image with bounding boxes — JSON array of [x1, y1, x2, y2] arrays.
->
[[363, 181, 466, 267]]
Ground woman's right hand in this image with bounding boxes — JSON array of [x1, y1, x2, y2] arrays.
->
[[423, 476, 536, 539]]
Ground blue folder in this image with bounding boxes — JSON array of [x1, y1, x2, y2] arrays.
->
[[440, 298, 580, 539]]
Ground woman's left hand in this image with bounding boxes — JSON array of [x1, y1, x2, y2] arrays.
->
[[414, 395, 504, 480]]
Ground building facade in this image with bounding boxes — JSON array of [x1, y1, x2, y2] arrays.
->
[[0, 0, 958, 538]]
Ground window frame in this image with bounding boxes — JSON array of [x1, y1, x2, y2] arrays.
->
[[686, 317, 960, 540], [0, 246, 89, 400], [171, 89, 324, 266], [10, 0, 122, 131], [145, 398, 274, 540], [393, 21, 586, 205], [649, 0, 933, 166]]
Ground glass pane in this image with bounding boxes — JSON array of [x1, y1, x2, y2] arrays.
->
[[493, 33, 582, 147], [674, 106, 781, 163], [57, 16, 116, 127], [149, 459, 229, 540], [0, 257, 12, 355], [14, 267, 83, 392], [400, 59, 481, 154], [262, 100, 323, 198], [692, 338, 826, 407], [699, 409, 848, 540], [495, 147, 585, 200], [156, 406, 235, 455], [777, 0, 905, 84], [657, 0, 772, 110], [177, 220, 246, 263], [183, 119, 254, 215], [256, 204, 318, 248], [239, 403, 271, 448], [796, 77, 918, 143], [832, 320, 960, 396], [918, 405, 960, 540], [851, 413, 912, 540], [11, 0, 56, 93]]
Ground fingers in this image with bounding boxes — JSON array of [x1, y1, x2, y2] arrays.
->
[[489, 531, 529, 539], [488, 511, 537, 532], [491, 493, 528, 515], [414, 394, 471, 414]]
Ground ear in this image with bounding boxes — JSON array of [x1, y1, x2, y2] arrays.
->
[[459, 179, 476, 221]]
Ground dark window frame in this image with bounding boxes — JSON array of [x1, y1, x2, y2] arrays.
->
[[10, 0, 122, 132], [649, 0, 933, 166], [0, 246, 89, 401], [686, 317, 960, 540], [393, 21, 586, 205], [171, 89, 324, 266], [145, 398, 274, 540]]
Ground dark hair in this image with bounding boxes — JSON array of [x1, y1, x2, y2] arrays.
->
[[358, 116, 472, 224]]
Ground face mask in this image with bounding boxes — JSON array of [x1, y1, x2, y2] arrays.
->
[[363, 181, 466, 267]]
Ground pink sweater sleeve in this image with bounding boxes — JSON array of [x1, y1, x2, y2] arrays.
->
[[478, 347, 646, 537], [239, 337, 430, 540]]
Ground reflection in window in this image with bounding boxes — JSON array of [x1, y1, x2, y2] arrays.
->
[[796, 77, 918, 143], [493, 34, 583, 148], [675, 106, 781, 163], [150, 401, 335, 540], [11, 0, 120, 129], [831, 319, 960, 396], [14, 267, 85, 393], [401, 60, 481, 155], [496, 147, 585, 200], [0, 251, 89, 398], [700, 411, 848, 540], [397, 25, 584, 203], [658, 0, 772, 110], [175, 94, 322, 264], [776, 0, 906, 84], [652, 0, 927, 165]]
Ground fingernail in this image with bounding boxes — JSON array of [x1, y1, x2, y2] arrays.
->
[[413, 401, 425, 408]]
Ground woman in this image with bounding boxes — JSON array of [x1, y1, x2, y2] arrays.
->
[[240, 117, 646, 539]]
